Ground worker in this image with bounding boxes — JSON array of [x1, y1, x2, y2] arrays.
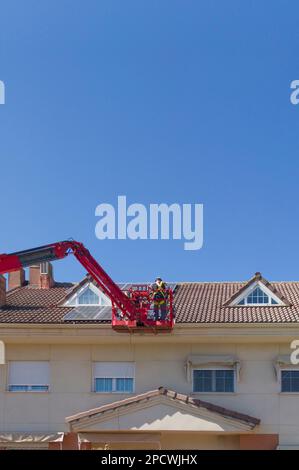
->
[[151, 278, 168, 321]]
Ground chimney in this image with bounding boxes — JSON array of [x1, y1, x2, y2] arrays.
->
[[40, 262, 54, 289], [29, 262, 54, 289], [8, 269, 26, 291], [0, 275, 6, 307], [29, 265, 40, 287]]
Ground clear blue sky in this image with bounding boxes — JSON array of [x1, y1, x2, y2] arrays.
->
[[1, 1, 299, 283]]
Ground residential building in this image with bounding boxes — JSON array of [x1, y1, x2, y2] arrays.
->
[[0, 265, 298, 450]]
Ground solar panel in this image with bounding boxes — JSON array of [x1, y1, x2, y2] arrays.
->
[[117, 283, 178, 292], [63, 283, 178, 321], [63, 306, 112, 321], [167, 283, 178, 292]]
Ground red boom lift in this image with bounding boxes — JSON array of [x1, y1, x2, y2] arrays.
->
[[0, 240, 174, 333]]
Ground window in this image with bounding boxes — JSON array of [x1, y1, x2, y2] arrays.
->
[[40, 262, 50, 275], [8, 361, 50, 392], [281, 370, 299, 392], [93, 362, 135, 393], [9, 385, 48, 392], [247, 287, 269, 304], [193, 369, 235, 393], [78, 287, 100, 305], [116, 378, 134, 393], [64, 283, 112, 307], [237, 286, 278, 306], [95, 378, 113, 393], [94, 377, 134, 393]]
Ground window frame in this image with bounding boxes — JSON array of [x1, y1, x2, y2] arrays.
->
[[237, 286, 278, 306], [231, 282, 283, 307], [65, 283, 111, 307], [78, 287, 100, 306], [8, 384, 49, 393], [280, 368, 299, 394], [94, 377, 134, 394], [192, 366, 236, 394], [92, 362, 135, 394]]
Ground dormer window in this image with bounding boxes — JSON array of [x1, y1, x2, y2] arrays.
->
[[78, 287, 100, 305], [224, 275, 287, 307], [237, 287, 278, 306], [63, 282, 111, 307]]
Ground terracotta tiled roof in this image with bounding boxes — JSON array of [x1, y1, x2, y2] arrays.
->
[[0, 283, 73, 323], [1, 276, 299, 324], [66, 386, 260, 429], [174, 281, 299, 323]]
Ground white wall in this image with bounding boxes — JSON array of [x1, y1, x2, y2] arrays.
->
[[0, 341, 297, 446]]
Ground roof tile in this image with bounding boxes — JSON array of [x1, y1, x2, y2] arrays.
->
[[1, 278, 299, 324]]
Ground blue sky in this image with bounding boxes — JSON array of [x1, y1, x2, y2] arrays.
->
[[1, 1, 299, 283]]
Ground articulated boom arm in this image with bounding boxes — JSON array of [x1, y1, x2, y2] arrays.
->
[[0, 241, 137, 320]]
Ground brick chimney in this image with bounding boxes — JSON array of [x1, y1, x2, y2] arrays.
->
[[29, 262, 54, 289], [8, 269, 26, 291], [40, 262, 54, 289], [0, 275, 6, 307], [29, 265, 40, 287]]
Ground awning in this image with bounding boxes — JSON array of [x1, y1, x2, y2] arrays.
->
[[185, 355, 241, 382], [274, 355, 299, 381]]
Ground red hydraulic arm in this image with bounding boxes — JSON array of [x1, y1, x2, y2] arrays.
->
[[0, 240, 137, 321]]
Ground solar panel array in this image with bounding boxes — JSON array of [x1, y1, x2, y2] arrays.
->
[[63, 283, 178, 321], [63, 306, 112, 321], [117, 283, 178, 291]]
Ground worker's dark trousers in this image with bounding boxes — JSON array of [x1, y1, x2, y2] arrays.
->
[[154, 302, 167, 320]]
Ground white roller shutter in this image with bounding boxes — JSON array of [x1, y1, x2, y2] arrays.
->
[[93, 362, 135, 378], [9, 361, 50, 385]]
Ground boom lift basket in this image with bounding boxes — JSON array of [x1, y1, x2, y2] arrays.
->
[[112, 284, 174, 333]]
